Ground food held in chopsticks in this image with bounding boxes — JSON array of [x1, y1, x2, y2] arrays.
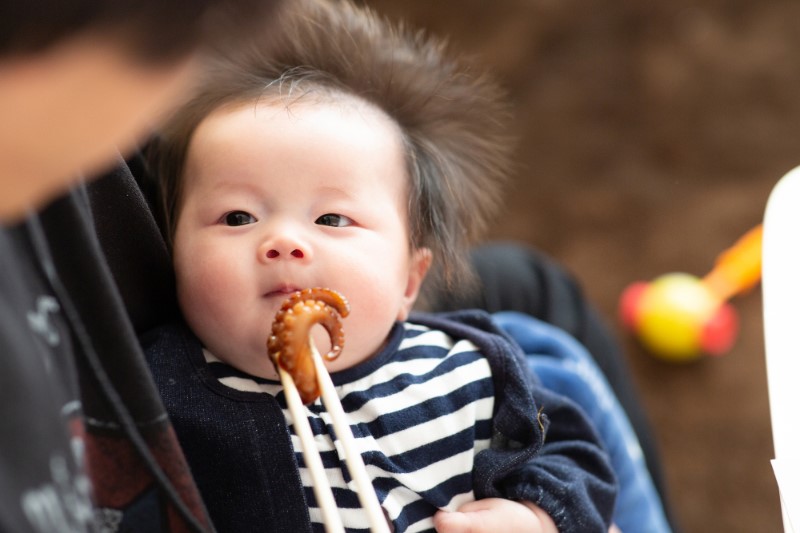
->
[[266, 288, 389, 533], [268, 287, 350, 403]]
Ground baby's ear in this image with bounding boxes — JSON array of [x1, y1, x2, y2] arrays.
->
[[398, 248, 433, 321]]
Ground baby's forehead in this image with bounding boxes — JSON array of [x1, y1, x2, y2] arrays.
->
[[210, 86, 400, 133], [194, 93, 406, 171], [191, 91, 409, 178]]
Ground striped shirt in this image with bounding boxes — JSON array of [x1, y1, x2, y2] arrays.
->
[[207, 321, 495, 533]]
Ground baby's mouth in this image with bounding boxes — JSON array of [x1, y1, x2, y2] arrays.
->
[[264, 284, 304, 299]]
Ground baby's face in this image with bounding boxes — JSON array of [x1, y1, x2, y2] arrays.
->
[[173, 99, 430, 379]]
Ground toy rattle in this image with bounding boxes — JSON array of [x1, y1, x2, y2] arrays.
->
[[269, 288, 389, 533], [619, 225, 762, 362]]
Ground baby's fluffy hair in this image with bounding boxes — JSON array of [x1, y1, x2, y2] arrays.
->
[[151, 0, 512, 287]]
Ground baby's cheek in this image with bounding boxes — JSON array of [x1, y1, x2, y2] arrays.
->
[[176, 279, 218, 338], [176, 255, 236, 318], [345, 311, 395, 362]]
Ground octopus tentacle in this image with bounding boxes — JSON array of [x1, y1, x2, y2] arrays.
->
[[268, 288, 350, 404]]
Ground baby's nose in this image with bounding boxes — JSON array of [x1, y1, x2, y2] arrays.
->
[[266, 248, 305, 259], [258, 231, 311, 262]]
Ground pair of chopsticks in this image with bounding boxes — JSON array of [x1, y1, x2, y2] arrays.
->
[[277, 341, 390, 533]]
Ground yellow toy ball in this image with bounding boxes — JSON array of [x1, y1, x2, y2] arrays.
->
[[619, 273, 739, 362], [637, 273, 717, 361], [619, 226, 760, 362]]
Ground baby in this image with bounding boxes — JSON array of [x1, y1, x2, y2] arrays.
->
[[143, 0, 616, 531]]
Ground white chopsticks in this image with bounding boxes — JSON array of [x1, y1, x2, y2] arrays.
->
[[277, 341, 390, 533]]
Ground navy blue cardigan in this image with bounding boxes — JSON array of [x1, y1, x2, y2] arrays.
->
[[143, 310, 616, 532]]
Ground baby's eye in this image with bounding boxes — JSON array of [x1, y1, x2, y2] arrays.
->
[[315, 213, 353, 227], [221, 211, 257, 226]]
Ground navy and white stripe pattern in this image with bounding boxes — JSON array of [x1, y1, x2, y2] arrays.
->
[[206, 321, 495, 532]]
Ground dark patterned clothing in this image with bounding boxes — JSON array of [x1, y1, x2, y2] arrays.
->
[[0, 167, 213, 532]]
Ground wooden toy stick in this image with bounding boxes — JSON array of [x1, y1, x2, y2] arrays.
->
[[702, 224, 763, 301]]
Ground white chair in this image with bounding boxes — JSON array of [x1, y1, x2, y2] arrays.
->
[[762, 165, 800, 532]]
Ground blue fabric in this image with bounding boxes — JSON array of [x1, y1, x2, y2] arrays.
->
[[413, 311, 617, 533], [493, 311, 672, 533]]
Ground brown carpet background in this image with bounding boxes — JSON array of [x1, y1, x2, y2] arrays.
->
[[362, 1, 800, 531]]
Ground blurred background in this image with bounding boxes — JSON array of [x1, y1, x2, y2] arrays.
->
[[361, 0, 800, 531]]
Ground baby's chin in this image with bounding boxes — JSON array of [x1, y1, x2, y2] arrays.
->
[[242, 355, 282, 381], [258, 363, 281, 381], [322, 335, 389, 375], [208, 339, 282, 381]]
